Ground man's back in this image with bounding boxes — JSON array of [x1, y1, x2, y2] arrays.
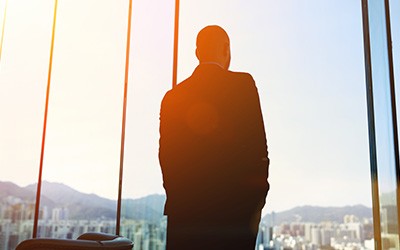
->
[[160, 63, 268, 218], [158, 25, 269, 250]]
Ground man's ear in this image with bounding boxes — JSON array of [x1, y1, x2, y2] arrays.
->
[[223, 43, 230, 56], [195, 48, 200, 60]]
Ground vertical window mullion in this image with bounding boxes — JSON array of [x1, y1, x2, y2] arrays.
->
[[172, 0, 180, 88], [361, 0, 383, 248], [33, 0, 58, 239], [0, 0, 8, 62], [116, 0, 133, 235]]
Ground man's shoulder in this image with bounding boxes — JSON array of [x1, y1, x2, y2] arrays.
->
[[162, 69, 256, 104], [227, 70, 254, 80], [226, 70, 256, 89], [161, 77, 191, 106]]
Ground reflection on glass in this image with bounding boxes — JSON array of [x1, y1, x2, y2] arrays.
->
[[36, 0, 128, 239], [0, 0, 8, 60], [0, 1, 377, 249], [177, 1, 371, 249], [392, 1, 400, 242], [392, 0, 400, 91], [125, 0, 373, 249], [0, 0, 54, 248], [366, 0, 400, 248], [120, 1, 174, 249]]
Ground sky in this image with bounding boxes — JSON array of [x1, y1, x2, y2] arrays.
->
[[0, 0, 376, 213]]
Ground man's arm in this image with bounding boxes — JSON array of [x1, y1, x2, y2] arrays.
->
[[159, 92, 188, 198], [238, 74, 270, 211], [159, 92, 174, 192]]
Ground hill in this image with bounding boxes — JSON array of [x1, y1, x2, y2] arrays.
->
[[0, 181, 165, 222], [262, 204, 372, 225], [1, 181, 372, 225]]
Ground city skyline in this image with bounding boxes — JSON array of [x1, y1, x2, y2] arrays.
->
[[0, 180, 379, 249], [0, 179, 375, 213]]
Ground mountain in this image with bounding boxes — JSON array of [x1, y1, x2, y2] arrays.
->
[[121, 194, 166, 223], [1, 181, 372, 225], [380, 191, 397, 206], [0, 181, 55, 208], [25, 181, 117, 219], [0, 181, 165, 222], [0, 181, 35, 201], [26, 181, 116, 210], [262, 205, 372, 225]]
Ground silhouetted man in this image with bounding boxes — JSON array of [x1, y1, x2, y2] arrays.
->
[[159, 25, 269, 250]]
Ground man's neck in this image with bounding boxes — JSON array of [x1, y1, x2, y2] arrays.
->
[[200, 61, 224, 69]]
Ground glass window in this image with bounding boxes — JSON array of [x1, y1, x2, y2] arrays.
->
[[0, 1, 379, 249], [120, 1, 175, 249], [177, 1, 372, 249], [37, 0, 128, 239], [392, 0, 400, 94], [0, 0, 54, 248], [392, 0, 400, 226], [366, 0, 400, 248]]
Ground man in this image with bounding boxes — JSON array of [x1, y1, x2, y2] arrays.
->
[[159, 25, 269, 250]]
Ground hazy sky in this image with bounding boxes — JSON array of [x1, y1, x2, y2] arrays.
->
[[0, 0, 374, 213]]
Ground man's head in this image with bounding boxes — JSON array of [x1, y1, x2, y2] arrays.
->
[[196, 25, 231, 70]]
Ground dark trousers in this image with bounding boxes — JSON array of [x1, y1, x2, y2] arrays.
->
[[166, 213, 260, 250]]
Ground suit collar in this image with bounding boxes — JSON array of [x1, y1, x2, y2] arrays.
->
[[193, 63, 227, 76], [200, 61, 224, 68]]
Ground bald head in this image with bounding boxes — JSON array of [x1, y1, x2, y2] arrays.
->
[[196, 25, 231, 69]]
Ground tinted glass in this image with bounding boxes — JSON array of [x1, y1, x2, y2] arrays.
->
[[0, 0, 54, 248], [37, 0, 128, 239], [120, 1, 175, 249], [178, 1, 372, 249], [368, 0, 400, 248]]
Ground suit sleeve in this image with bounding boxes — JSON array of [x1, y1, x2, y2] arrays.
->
[[159, 92, 173, 192], [159, 92, 187, 194], [239, 74, 270, 212]]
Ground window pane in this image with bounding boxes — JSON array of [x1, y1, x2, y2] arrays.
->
[[36, 0, 128, 239], [120, 0, 174, 249], [178, 1, 372, 249], [368, 0, 400, 248], [0, 0, 54, 248], [392, 2, 400, 245]]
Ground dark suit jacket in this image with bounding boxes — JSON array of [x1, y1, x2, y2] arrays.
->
[[159, 63, 269, 222]]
